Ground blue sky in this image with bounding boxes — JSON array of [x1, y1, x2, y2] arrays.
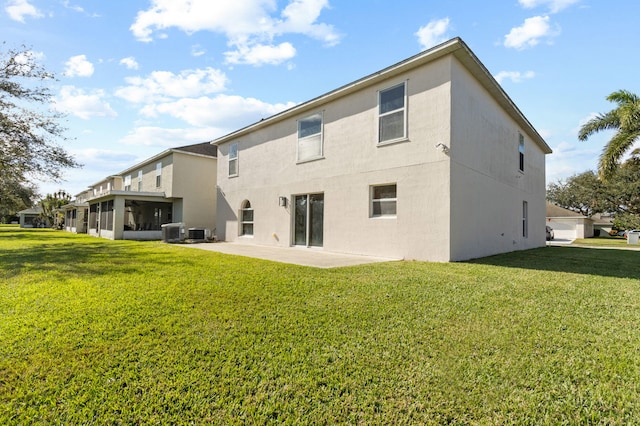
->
[[3, 0, 639, 197]]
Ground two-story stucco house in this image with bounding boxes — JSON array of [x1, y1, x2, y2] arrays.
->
[[61, 142, 217, 240], [213, 37, 551, 262]]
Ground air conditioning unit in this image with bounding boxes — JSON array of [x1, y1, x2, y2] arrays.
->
[[161, 223, 185, 243], [187, 227, 206, 242]]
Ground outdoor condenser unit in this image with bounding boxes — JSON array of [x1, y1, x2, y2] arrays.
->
[[161, 223, 185, 243], [187, 227, 206, 242]]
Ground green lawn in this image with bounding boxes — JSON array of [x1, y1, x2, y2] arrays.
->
[[2, 227, 640, 424], [573, 236, 640, 249]]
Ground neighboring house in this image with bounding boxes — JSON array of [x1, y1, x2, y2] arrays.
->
[[62, 142, 217, 240], [591, 212, 615, 236], [60, 193, 90, 234], [212, 38, 552, 262], [546, 202, 594, 240], [17, 207, 48, 228]]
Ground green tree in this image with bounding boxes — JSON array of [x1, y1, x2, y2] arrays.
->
[[546, 171, 610, 216], [0, 177, 37, 222], [578, 90, 640, 180], [547, 158, 640, 230], [0, 44, 80, 202], [607, 156, 640, 229], [39, 190, 71, 228]]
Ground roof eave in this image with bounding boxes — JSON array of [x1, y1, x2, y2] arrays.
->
[[211, 37, 551, 155]]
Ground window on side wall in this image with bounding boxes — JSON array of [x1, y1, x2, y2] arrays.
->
[[297, 112, 323, 162], [522, 201, 528, 238], [124, 175, 131, 191], [240, 200, 253, 236], [371, 184, 397, 217], [378, 82, 406, 144], [137, 170, 143, 191], [519, 133, 525, 172], [229, 143, 238, 177], [156, 162, 162, 187]]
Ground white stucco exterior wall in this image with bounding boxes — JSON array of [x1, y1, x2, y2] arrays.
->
[[214, 38, 550, 262], [171, 152, 217, 231], [216, 57, 455, 261], [448, 57, 547, 260]]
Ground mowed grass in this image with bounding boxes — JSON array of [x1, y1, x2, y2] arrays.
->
[[1, 228, 640, 424], [573, 236, 640, 248]]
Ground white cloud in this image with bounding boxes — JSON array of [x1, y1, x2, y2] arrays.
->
[[277, 0, 340, 46], [129, 0, 340, 66], [62, 0, 84, 13], [115, 67, 229, 103], [518, 0, 580, 13], [415, 18, 451, 51], [504, 15, 558, 49], [494, 70, 536, 84], [119, 126, 222, 147], [140, 94, 296, 128], [5, 0, 42, 23], [10, 50, 44, 74], [225, 42, 296, 66], [119, 57, 139, 70], [74, 148, 138, 170], [191, 45, 206, 57], [64, 54, 95, 77], [54, 86, 117, 119]]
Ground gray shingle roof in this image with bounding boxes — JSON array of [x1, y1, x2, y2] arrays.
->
[[546, 202, 586, 218], [174, 142, 217, 157]]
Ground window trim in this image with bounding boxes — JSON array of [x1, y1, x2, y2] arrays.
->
[[377, 81, 408, 145], [522, 200, 528, 238], [518, 133, 525, 173], [370, 183, 397, 218], [155, 162, 162, 188], [228, 143, 239, 177], [296, 112, 324, 163], [240, 200, 254, 237]]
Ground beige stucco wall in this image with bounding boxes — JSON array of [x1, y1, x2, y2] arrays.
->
[[171, 152, 217, 230], [217, 57, 454, 261], [448, 57, 547, 260], [215, 53, 548, 262]]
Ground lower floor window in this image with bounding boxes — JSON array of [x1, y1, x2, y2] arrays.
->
[[241, 200, 254, 236], [371, 184, 397, 217], [522, 201, 528, 238]]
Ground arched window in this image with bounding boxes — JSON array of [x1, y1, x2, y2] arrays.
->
[[241, 200, 254, 236]]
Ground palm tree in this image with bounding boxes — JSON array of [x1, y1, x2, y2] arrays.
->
[[578, 90, 640, 180]]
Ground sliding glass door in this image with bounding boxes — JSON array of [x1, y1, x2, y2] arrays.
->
[[293, 193, 324, 247]]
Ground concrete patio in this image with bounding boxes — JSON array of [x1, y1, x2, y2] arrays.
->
[[185, 241, 401, 268]]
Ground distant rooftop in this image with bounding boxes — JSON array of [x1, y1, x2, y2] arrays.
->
[[174, 142, 217, 157]]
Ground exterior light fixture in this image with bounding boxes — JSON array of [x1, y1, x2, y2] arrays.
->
[[278, 196, 287, 207], [435, 143, 449, 154]]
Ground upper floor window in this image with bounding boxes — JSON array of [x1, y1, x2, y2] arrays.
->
[[518, 133, 525, 172], [371, 184, 397, 218], [229, 143, 238, 177], [297, 112, 323, 162], [124, 175, 131, 191], [240, 200, 254, 236], [378, 82, 406, 144], [156, 162, 162, 187], [137, 170, 143, 191]]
